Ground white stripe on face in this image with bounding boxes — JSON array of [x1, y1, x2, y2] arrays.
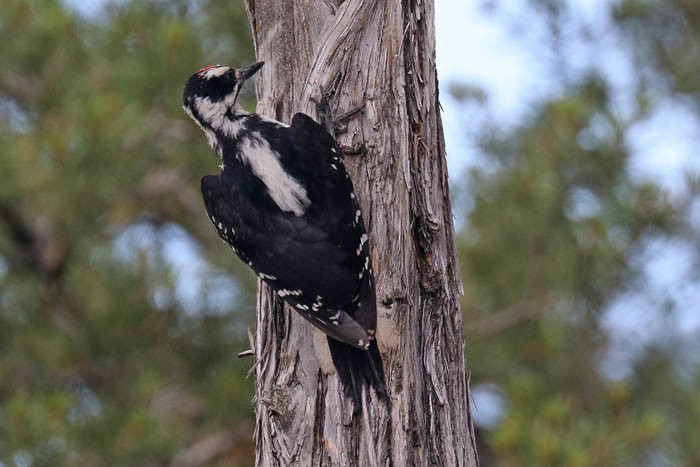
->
[[201, 66, 230, 79], [193, 97, 246, 138]]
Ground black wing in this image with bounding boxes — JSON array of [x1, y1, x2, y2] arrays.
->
[[201, 170, 374, 348], [200, 113, 376, 348], [286, 113, 376, 334]]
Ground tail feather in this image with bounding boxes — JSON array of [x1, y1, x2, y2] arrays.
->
[[327, 337, 386, 407]]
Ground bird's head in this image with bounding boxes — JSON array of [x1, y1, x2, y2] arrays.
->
[[182, 61, 264, 131]]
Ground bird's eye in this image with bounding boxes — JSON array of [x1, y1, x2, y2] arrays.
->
[[225, 69, 235, 79]]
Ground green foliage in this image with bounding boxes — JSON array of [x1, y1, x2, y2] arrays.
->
[[0, 0, 256, 464], [457, 1, 700, 465]]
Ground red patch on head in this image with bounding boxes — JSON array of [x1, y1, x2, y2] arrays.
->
[[197, 65, 219, 75]]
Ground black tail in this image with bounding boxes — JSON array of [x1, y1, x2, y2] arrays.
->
[[327, 337, 386, 408]]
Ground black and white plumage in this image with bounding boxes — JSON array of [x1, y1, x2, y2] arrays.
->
[[183, 63, 383, 396]]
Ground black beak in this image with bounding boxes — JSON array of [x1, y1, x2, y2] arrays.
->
[[237, 61, 264, 81]]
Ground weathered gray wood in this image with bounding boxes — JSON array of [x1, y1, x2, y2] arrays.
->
[[244, 1, 479, 465]]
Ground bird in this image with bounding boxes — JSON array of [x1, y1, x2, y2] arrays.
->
[[182, 62, 385, 401]]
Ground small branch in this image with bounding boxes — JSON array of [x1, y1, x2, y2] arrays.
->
[[135, 169, 201, 213], [466, 301, 546, 339], [169, 426, 252, 467]]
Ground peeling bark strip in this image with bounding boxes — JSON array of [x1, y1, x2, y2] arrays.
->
[[244, 1, 479, 465]]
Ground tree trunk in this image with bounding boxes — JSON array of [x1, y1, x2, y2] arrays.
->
[[243, 1, 478, 465]]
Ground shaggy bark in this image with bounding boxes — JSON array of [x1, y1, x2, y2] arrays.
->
[[244, 1, 479, 465]]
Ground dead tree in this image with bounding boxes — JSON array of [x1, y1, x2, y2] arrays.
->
[[244, 1, 479, 465]]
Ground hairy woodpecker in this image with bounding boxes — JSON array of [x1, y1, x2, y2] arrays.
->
[[183, 63, 384, 398]]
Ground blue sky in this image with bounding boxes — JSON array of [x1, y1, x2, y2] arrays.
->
[[435, 0, 700, 425], [434, 1, 695, 190], [436, 0, 700, 191], [435, 0, 700, 334]]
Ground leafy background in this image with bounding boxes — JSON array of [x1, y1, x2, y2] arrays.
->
[[1, 0, 699, 466]]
